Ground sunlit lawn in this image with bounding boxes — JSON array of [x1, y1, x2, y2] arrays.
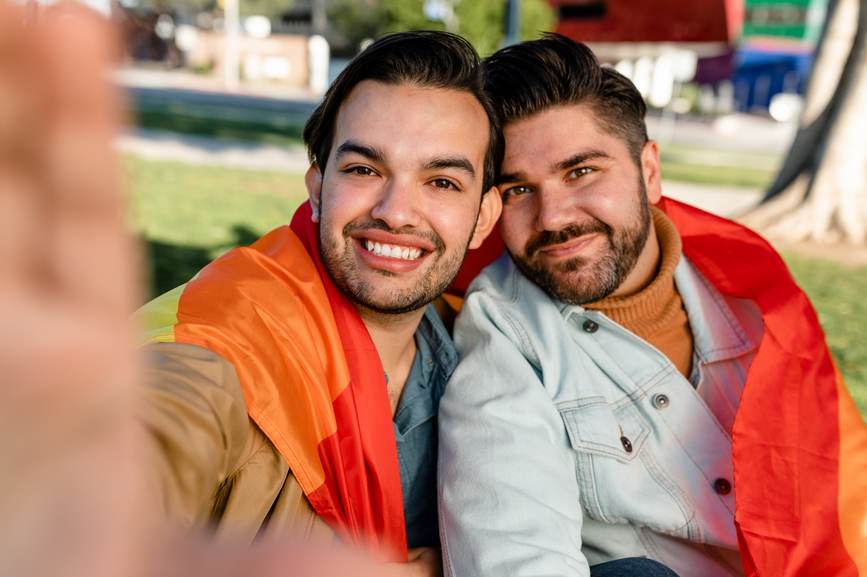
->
[[126, 156, 866, 419], [783, 254, 867, 418]]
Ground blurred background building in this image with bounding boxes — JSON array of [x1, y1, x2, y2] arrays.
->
[[550, 0, 827, 119], [94, 0, 829, 121]]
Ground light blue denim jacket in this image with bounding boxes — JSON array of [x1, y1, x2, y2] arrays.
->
[[438, 252, 763, 577]]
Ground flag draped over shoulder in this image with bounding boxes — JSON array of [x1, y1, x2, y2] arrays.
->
[[140, 201, 407, 560], [659, 197, 867, 577], [452, 196, 867, 577]]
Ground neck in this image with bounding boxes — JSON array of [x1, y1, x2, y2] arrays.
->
[[358, 306, 425, 393], [359, 307, 425, 368]]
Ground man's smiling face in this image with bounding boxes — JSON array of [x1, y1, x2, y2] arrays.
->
[[308, 80, 497, 315], [497, 103, 661, 305]]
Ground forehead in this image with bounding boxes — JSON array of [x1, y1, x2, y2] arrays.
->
[[331, 80, 489, 169], [502, 104, 629, 174]]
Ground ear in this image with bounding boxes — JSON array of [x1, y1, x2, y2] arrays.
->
[[468, 186, 503, 250], [640, 140, 662, 205], [305, 163, 323, 222]]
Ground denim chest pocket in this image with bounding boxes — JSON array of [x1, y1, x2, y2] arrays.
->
[[558, 397, 697, 538], [559, 397, 649, 462]]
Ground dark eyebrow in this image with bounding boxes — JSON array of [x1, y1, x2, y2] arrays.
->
[[498, 150, 612, 185], [497, 171, 527, 185], [553, 150, 611, 172], [424, 156, 476, 177], [335, 140, 385, 163]]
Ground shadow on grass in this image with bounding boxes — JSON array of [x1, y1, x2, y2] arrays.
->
[[144, 225, 261, 298]]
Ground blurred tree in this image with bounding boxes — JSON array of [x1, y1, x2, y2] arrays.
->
[[328, 0, 384, 48], [744, 0, 867, 244], [240, 0, 297, 19], [329, 0, 553, 55]]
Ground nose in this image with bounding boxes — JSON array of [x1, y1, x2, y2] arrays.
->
[[369, 176, 421, 230], [536, 185, 579, 232]]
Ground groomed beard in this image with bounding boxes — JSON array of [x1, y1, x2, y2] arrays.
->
[[318, 217, 474, 316], [511, 179, 652, 306]]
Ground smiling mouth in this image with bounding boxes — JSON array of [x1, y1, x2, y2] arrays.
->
[[361, 239, 424, 261], [538, 234, 599, 259]]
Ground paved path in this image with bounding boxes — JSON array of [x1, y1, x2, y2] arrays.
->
[[116, 128, 309, 173]]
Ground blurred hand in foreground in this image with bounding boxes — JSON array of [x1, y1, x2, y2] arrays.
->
[[0, 5, 143, 577], [0, 5, 420, 576]]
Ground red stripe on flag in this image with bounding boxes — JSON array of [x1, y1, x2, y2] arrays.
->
[[291, 202, 407, 561], [659, 197, 861, 577]]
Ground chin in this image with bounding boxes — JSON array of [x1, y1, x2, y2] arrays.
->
[[356, 294, 434, 316]]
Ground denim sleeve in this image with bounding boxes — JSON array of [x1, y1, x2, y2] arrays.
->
[[438, 293, 590, 577]]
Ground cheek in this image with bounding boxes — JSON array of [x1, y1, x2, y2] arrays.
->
[[499, 205, 531, 254], [427, 196, 479, 248], [321, 181, 375, 222]]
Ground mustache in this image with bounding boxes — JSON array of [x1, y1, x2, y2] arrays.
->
[[343, 219, 445, 253], [525, 220, 610, 258]]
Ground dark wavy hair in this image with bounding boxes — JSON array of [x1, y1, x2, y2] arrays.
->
[[303, 31, 502, 193], [484, 33, 648, 163]]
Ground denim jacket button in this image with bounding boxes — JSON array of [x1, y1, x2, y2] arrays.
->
[[582, 319, 599, 333], [620, 435, 633, 453], [713, 478, 732, 495], [652, 393, 670, 409]]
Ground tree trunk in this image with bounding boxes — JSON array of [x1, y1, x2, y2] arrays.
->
[[742, 0, 867, 244]]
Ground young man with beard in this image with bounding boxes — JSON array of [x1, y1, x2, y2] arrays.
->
[[139, 31, 500, 575], [438, 35, 867, 577]]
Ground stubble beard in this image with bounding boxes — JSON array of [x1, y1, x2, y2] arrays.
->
[[318, 216, 473, 316], [511, 180, 652, 306]]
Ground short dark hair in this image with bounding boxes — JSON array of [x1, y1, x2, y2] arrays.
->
[[483, 33, 648, 163], [303, 31, 502, 193]]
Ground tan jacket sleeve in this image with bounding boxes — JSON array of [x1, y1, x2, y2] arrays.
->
[[137, 342, 252, 528]]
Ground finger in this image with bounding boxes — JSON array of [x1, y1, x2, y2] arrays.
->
[[0, 4, 51, 291], [39, 4, 139, 317]]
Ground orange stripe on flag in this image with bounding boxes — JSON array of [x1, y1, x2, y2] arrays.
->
[[171, 227, 351, 496], [836, 369, 867, 574], [141, 213, 407, 558]]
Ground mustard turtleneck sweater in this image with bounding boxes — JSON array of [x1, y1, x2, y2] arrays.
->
[[585, 207, 694, 378]]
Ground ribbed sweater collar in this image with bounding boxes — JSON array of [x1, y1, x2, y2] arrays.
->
[[584, 207, 683, 340]]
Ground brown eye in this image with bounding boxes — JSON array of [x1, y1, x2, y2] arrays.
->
[[567, 167, 594, 180], [431, 178, 459, 190], [502, 185, 531, 199], [345, 166, 376, 176]]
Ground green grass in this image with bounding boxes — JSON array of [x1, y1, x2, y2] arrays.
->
[[125, 156, 307, 294], [782, 253, 867, 418], [126, 155, 866, 418], [134, 110, 303, 148], [659, 144, 778, 190], [659, 161, 774, 190]]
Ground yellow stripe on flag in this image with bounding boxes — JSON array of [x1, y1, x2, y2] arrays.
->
[[136, 284, 186, 344]]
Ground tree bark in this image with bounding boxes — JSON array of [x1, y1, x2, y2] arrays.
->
[[742, 0, 867, 244]]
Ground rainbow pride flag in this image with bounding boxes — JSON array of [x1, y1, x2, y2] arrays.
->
[[140, 202, 407, 560]]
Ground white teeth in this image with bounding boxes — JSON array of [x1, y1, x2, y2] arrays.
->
[[362, 240, 423, 260]]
